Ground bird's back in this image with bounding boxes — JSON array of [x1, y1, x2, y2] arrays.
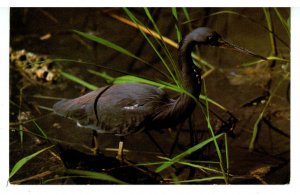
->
[[53, 83, 172, 136]]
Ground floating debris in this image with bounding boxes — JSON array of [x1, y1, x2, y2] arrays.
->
[[249, 165, 272, 184], [10, 48, 61, 86]]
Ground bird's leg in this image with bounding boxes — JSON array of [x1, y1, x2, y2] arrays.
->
[[116, 136, 125, 161], [188, 116, 196, 147], [188, 116, 197, 178], [90, 85, 112, 155], [145, 131, 166, 156], [169, 127, 180, 157], [90, 130, 99, 155]]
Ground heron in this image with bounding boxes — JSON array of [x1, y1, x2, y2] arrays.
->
[[53, 27, 266, 160]]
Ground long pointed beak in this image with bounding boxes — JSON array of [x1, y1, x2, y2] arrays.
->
[[218, 39, 267, 60]]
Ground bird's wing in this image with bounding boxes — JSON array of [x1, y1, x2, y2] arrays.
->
[[53, 88, 105, 129], [94, 97, 152, 136], [53, 83, 171, 136]]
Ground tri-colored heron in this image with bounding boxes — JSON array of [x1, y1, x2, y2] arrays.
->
[[53, 27, 266, 159]]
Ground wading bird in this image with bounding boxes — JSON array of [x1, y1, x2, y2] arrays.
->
[[53, 27, 266, 159]]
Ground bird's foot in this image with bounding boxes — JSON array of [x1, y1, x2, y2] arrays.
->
[[116, 154, 123, 162], [90, 132, 100, 155], [82, 144, 100, 155], [116, 153, 132, 166], [116, 141, 125, 162], [90, 146, 100, 155]]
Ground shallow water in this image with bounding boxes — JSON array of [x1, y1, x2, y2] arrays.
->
[[9, 8, 290, 184]]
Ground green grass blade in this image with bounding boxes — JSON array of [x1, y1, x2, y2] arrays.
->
[[30, 95, 63, 101], [32, 120, 48, 140], [206, 9, 289, 48], [89, 69, 183, 94], [89, 69, 227, 111], [60, 71, 98, 90], [171, 8, 178, 20], [182, 160, 220, 164], [240, 56, 289, 67], [267, 56, 289, 61], [155, 133, 225, 173], [65, 169, 127, 184], [114, 75, 181, 92], [53, 58, 136, 76], [273, 8, 290, 36], [202, 80, 227, 183], [9, 145, 54, 179], [287, 17, 290, 33], [182, 8, 192, 30], [182, 8, 190, 19], [249, 112, 263, 151], [199, 94, 227, 111], [182, 7, 193, 32], [113, 75, 167, 87], [115, 74, 226, 110], [88, 69, 115, 83], [263, 8, 276, 56], [249, 73, 289, 151], [171, 173, 180, 184], [178, 161, 224, 174], [123, 8, 177, 84], [171, 8, 182, 43], [209, 10, 241, 17], [18, 125, 23, 145], [144, 8, 180, 84], [73, 30, 149, 65], [113, 75, 198, 102], [43, 175, 85, 184], [135, 161, 167, 166], [224, 133, 229, 177], [158, 156, 223, 174], [170, 176, 225, 184]]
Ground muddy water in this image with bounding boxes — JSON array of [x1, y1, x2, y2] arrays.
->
[[9, 8, 290, 184]]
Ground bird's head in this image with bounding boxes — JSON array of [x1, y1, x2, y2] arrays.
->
[[187, 27, 222, 46], [187, 27, 267, 60]]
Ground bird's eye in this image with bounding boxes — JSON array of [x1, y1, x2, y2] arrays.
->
[[207, 33, 220, 46], [207, 35, 214, 41]]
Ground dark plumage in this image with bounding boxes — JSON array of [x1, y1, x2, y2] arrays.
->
[[53, 83, 174, 136], [53, 27, 265, 153]]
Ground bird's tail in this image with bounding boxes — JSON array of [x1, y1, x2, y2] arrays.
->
[[53, 99, 73, 117]]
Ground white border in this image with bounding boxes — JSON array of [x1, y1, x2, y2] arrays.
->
[[0, 6, 10, 193], [290, 7, 300, 188], [1, 0, 300, 7], [1, 3, 299, 195]]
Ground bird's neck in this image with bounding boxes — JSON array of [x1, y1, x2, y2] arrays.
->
[[179, 40, 201, 96], [167, 39, 202, 122], [151, 38, 202, 126]]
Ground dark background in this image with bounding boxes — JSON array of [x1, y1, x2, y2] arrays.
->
[[9, 8, 290, 184]]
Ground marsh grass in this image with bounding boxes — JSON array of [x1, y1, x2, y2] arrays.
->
[[249, 8, 290, 150], [9, 145, 55, 180], [52, 169, 127, 184], [249, 71, 290, 151], [58, 8, 232, 183], [204, 8, 290, 151], [10, 8, 290, 184]]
